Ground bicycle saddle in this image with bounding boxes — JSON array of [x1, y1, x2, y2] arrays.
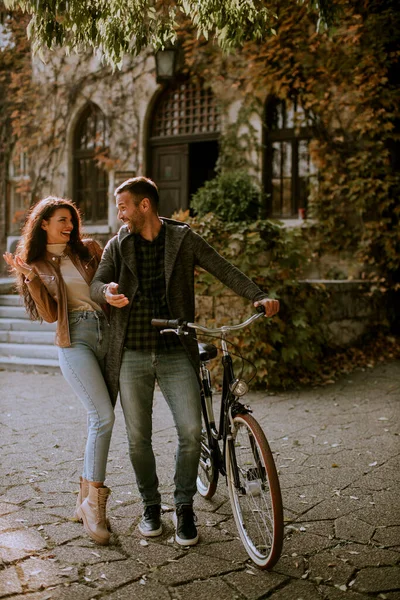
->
[[198, 342, 218, 361]]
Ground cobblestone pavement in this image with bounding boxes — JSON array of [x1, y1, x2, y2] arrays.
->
[[0, 361, 399, 600]]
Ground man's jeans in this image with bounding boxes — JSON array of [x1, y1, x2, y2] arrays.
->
[[119, 346, 202, 507], [58, 311, 114, 482]]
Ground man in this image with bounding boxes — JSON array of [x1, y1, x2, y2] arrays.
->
[[90, 176, 279, 546]]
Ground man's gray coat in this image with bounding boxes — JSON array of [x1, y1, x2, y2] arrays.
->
[[90, 218, 267, 404]]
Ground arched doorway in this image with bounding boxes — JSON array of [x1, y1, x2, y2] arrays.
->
[[149, 81, 220, 217]]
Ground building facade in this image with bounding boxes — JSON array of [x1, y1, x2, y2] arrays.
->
[[1, 30, 316, 265]]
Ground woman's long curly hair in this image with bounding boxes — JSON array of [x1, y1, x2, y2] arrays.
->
[[14, 196, 90, 320]]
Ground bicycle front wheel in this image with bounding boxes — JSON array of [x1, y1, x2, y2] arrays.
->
[[226, 413, 283, 569], [197, 426, 219, 499]]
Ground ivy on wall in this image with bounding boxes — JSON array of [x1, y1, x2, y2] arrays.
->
[[0, 7, 152, 226], [177, 211, 328, 388], [182, 0, 400, 295]]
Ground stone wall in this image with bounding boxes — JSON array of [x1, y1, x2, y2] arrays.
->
[[195, 280, 388, 349], [310, 280, 388, 347]]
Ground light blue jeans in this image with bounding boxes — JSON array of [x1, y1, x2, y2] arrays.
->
[[58, 311, 114, 482], [119, 346, 202, 507]]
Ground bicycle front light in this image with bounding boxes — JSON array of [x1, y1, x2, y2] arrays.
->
[[230, 378, 249, 397]]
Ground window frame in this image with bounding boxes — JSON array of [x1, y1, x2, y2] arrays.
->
[[72, 103, 109, 225], [263, 97, 315, 219], [7, 151, 30, 236]]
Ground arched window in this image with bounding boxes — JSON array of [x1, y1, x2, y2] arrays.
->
[[73, 103, 108, 223], [264, 98, 316, 218], [151, 81, 220, 138]]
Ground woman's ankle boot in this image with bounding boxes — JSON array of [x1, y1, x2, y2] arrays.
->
[[73, 477, 88, 521], [77, 484, 111, 545]]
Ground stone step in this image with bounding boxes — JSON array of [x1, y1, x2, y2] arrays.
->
[[0, 278, 15, 294], [0, 330, 55, 344], [0, 305, 30, 320], [0, 318, 56, 332], [0, 342, 58, 360], [0, 356, 60, 373], [0, 293, 59, 372], [0, 294, 22, 306]]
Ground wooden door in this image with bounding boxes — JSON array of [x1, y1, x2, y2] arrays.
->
[[151, 144, 189, 217]]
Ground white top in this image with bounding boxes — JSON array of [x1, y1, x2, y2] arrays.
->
[[47, 243, 102, 313]]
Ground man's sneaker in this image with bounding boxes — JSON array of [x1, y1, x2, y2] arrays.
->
[[173, 504, 199, 546], [138, 504, 162, 537]]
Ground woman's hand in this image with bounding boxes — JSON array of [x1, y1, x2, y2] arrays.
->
[[3, 252, 33, 278]]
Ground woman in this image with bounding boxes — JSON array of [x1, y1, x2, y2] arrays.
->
[[3, 197, 114, 546]]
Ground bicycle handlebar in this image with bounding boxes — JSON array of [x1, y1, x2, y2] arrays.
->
[[151, 318, 185, 329], [151, 305, 265, 335]]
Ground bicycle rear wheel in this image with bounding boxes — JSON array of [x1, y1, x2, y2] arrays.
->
[[197, 426, 219, 499], [226, 413, 283, 569]]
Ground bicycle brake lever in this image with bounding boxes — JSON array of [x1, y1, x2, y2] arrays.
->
[[160, 327, 188, 336]]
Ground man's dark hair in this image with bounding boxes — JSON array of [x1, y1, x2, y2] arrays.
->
[[115, 176, 159, 210]]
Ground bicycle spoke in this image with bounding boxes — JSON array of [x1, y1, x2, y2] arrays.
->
[[226, 413, 283, 569], [196, 427, 218, 499]]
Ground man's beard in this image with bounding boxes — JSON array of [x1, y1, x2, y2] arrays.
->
[[128, 216, 145, 234]]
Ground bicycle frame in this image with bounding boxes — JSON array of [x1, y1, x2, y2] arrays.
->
[[199, 332, 253, 483]]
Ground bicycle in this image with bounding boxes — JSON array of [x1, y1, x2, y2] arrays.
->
[[151, 308, 284, 570]]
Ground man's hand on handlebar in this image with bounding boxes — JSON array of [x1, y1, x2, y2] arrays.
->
[[103, 282, 130, 308], [254, 297, 280, 318]]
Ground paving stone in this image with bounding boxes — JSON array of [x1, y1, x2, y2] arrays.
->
[[105, 579, 171, 600], [197, 521, 235, 543], [0, 529, 47, 562], [150, 551, 242, 586], [105, 515, 135, 536], [50, 544, 126, 565], [335, 542, 400, 568], [173, 576, 244, 600], [373, 525, 400, 547], [0, 502, 20, 515], [196, 539, 250, 564], [307, 549, 356, 587], [281, 483, 332, 514], [318, 583, 376, 599], [19, 556, 79, 591], [0, 484, 38, 504], [0, 514, 23, 532], [2, 509, 60, 529], [9, 583, 99, 600], [267, 579, 322, 599], [334, 514, 375, 543], [84, 558, 146, 590], [0, 565, 23, 597], [384, 592, 400, 600], [282, 530, 333, 557], [352, 565, 400, 593], [0, 363, 399, 599], [226, 569, 288, 599], [42, 522, 83, 545], [358, 489, 400, 528], [273, 554, 307, 579], [118, 535, 182, 566]]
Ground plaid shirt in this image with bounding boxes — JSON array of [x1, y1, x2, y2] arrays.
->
[[124, 225, 181, 351]]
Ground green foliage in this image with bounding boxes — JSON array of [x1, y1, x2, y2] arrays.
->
[[191, 170, 262, 222], [240, 0, 400, 292], [0, 7, 147, 211], [4, 0, 278, 68], [179, 212, 329, 388], [184, 0, 400, 293]]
